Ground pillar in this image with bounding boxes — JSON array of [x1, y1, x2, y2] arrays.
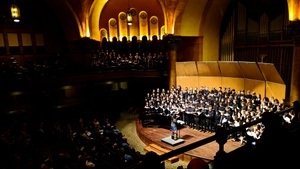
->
[[164, 34, 181, 90], [169, 49, 177, 89], [289, 21, 300, 103]]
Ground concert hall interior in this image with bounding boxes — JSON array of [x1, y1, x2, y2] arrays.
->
[[0, 0, 300, 169]]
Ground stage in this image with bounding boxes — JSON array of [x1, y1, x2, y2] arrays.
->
[[136, 119, 243, 161]]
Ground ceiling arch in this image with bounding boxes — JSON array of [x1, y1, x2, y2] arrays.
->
[[0, 0, 231, 41]]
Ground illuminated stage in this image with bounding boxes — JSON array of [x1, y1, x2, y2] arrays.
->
[[136, 119, 243, 161]]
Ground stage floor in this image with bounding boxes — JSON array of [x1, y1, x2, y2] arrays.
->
[[136, 119, 243, 161]]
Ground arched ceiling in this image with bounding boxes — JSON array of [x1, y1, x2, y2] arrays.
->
[[0, 0, 284, 40], [0, 0, 232, 41], [0, 0, 288, 61], [1, 0, 289, 41]]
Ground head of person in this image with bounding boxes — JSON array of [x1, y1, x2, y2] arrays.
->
[[187, 158, 209, 169]]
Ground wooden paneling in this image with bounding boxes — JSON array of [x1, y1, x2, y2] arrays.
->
[[176, 76, 199, 90], [244, 79, 266, 98], [258, 63, 284, 84], [0, 33, 5, 47], [197, 61, 221, 76], [218, 61, 244, 77], [198, 77, 222, 90], [239, 61, 264, 80], [176, 61, 198, 76], [176, 61, 286, 100], [221, 77, 244, 92], [266, 82, 286, 100], [7, 33, 19, 46]]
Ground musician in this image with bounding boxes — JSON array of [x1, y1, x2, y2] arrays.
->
[[231, 99, 240, 113], [205, 105, 215, 132], [144, 101, 151, 114], [199, 108, 207, 132], [194, 105, 201, 130], [213, 110, 221, 131], [157, 101, 165, 115], [154, 102, 160, 114], [186, 102, 195, 128], [183, 87, 189, 100], [222, 108, 233, 130], [140, 101, 151, 125], [170, 103, 178, 116], [170, 114, 180, 140], [161, 103, 168, 115], [218, 110, 227, 127]]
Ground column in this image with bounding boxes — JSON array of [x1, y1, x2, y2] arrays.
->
[[164, 34, 181, 90], [289, 21, 300, 103]]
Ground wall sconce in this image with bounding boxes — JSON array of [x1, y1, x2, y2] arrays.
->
[[11, 2, 21, 23], [127, 8, 133, 26]]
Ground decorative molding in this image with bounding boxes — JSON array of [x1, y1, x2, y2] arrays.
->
[[100, 29, 107, 36], [120, 13, 126, 20], [151, 17, 158, 25], [109, 19, 117, 27], [130, 8, 137, 16], [140, 11, 147, 19]]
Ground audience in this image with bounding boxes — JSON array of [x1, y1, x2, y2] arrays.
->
[[187, 158, 209, 169], [0, 114, 145, 169]]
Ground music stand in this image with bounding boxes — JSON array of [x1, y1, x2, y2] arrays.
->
[[176, 120, 185, 139]]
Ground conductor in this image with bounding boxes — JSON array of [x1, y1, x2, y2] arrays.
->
[[171, 114, 179, 140]]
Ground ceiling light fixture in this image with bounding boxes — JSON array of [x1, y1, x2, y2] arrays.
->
[[11, 0, 21, 23], [126, 0, 132, 26]]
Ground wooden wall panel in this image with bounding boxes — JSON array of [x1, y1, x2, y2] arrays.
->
[[258, 63, 284, 84], [21, 33, 32, 46], [239, 61, 265, 80], [266, 82, 286, 100], [7, 33, 19, 46], [199, 76, 222, 90], [244, 79, 266, 98], [176, 61, 198, 76], [218, 61, 244, 77], [197, 61, 221, 76], [35, 33, 44, 46], [0, 33, 5, 47], [176, 76, 199, 90], [221, 77, 245, 92], [175, 61, 285, 101]]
